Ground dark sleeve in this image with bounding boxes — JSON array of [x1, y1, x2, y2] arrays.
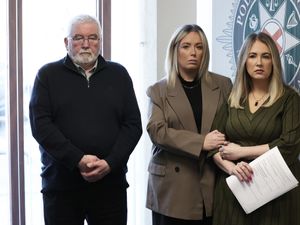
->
[[222, 77, 233, 103], [29, 70, 84, 171], [104, 73, 142, 172], [268, 90, 300, 165], [207, 101, 229, 158], [206, 75, 232, 158]]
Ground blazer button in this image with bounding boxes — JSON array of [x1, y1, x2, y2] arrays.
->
[[175, 166, 180, 173]]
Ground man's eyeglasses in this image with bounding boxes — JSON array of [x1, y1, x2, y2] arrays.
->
[[70, 35, 100, 44]]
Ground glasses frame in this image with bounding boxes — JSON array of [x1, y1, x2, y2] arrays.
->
[[69, 34, 100, 45]]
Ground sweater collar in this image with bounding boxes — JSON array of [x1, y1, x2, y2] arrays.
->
[[63, 54, 108, 73]]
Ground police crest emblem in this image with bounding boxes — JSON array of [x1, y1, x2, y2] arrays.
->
[[217, 0, 300, 90]]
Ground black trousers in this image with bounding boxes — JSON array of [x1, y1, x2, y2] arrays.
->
[[152, 211, 212, 225], [43, 184, 127, 225]]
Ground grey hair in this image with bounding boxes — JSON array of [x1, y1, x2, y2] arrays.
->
[[165, 24, 210, 87], [66, 14, 102, 38]]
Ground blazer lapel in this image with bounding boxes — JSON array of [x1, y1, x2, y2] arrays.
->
[[201, 74, 220, 133], [166, 77, 198, 132]]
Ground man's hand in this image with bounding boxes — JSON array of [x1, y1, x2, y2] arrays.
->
[[78, 155, 100, 173], [80, 159, 111, 182]]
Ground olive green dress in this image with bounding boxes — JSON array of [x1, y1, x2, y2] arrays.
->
[[211, 87, 300, 225]]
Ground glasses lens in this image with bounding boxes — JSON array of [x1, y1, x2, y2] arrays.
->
[[71, 35, 99, 44]]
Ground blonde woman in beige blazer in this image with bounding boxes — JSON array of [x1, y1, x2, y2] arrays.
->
[[146, 24, 232, 225]]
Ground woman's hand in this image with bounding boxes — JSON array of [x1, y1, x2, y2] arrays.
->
[[230, 161, 253, 182], [203, 130, 226, 151], [219, 142, 243, 160]]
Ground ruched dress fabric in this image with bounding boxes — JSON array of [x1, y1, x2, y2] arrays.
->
[[211, 87, 300, 225]]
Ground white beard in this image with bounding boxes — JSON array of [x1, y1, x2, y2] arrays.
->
[[71, 50, 98, 66]]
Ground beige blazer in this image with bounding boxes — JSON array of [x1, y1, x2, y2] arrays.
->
[[146, 72, 232, 220]]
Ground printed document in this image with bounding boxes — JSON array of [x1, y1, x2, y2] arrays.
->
[[226, 146, 299, 214]]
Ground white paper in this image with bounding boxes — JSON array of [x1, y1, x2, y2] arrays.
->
[[226, 146, 299, 214]]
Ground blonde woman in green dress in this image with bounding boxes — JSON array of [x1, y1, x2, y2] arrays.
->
[[211, 32, 300, 225]]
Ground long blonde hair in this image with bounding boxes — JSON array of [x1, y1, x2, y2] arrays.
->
[[165, 24, 210, 87], [229, 32, 285, 108]]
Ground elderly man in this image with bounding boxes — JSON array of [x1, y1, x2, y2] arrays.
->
[[29, 14, 142, 225]]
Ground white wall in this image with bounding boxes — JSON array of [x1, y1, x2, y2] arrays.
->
[[197, 1, 213, 69], [156, 0, 197, 80]]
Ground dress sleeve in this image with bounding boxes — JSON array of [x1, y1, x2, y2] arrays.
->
[[268, 90, 300, 165], [207, 101, 229, 158]]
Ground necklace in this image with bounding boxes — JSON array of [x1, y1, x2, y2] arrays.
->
[[251, 92, 268, 106], [182, 82, 200, 89]]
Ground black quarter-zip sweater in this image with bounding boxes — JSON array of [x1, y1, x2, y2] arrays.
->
[[29, 54, 142, 192]]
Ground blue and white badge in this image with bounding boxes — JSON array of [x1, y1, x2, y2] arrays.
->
[[217, 0, 300, 90]]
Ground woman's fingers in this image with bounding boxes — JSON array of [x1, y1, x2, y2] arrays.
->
[[233, 161, 253, 182]]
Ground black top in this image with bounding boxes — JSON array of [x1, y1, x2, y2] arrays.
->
[[29, 54, 142, 192], [179, 75, 202, 132]]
